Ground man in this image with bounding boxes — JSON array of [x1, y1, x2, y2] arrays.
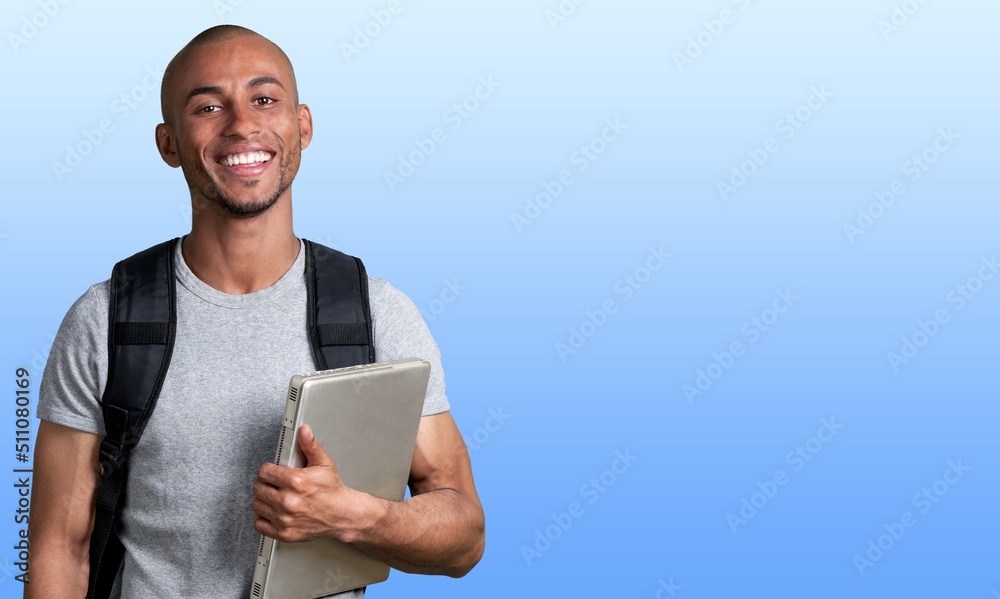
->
[[28, 25, 484, 599]]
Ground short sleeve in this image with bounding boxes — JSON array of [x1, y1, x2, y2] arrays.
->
[[37, 282, 110, 435], [368, 278, 450, 416]]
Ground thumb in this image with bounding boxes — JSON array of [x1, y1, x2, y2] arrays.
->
[[298, 424, 334, 468]]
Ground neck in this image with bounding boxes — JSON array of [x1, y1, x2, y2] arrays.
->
[[182, 194, 299, 294]]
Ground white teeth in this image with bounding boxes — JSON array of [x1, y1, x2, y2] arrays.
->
[[221, 151, 273, 166]]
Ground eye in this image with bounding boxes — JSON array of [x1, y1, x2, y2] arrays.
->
[[199, 105, 221, 113], [254, 97, 276, 106]]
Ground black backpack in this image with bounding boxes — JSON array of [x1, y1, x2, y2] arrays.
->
[[87, 238, 375, 599]]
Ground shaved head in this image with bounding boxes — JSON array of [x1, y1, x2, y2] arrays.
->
[[160, 25, 298, 126]]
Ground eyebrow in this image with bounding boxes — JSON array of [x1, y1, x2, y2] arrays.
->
[[246, 76, 285, 90], [185, 77, 286, 104]]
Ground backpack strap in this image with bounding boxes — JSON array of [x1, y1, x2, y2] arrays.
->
[[88, 238, 178, 599], [304, 239, 376, 368], [87, 237, 373, 598]]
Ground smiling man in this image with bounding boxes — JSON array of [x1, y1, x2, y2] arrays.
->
[[27, 25, 484, 599]]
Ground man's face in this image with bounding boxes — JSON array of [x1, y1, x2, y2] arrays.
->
[[156, 36, 312, 218]]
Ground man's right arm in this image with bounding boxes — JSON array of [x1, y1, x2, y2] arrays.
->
[[25, 420, 103, 599]]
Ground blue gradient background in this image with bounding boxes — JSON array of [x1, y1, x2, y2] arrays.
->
[[2, 0, 998, 597]]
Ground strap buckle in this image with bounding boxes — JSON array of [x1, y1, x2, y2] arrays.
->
[[99, 405, 131, 478], [99, 440, 126, 478]]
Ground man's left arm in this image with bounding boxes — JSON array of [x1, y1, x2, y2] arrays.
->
[[252, 411, 485, 577]]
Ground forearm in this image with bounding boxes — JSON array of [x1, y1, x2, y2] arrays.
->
[[348, 487, 485, 577], [254, 416, 486, 576], [24, 541, 89, 599], [26, 421, 102, 599]]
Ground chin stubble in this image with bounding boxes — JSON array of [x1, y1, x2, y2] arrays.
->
[[182, 145, 296, 218]]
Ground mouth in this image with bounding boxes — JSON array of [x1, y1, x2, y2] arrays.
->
[[214, 149, 276, 176]]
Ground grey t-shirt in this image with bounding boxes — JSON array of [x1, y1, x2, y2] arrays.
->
[[37, 239, 449, 599]]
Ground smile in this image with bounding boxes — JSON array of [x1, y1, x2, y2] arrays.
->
[[217, 151, 274, 167]]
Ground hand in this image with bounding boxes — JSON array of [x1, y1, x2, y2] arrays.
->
[[251, 424, 367, 543]]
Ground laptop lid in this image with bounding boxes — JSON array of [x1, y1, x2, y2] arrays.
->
[[251, 358, 430, 599]]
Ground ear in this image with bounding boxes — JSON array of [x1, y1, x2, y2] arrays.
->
[[297, 104, 313, 151], [155, 123, 181, 168]]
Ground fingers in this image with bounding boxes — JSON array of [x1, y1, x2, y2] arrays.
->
[[252, 480, 280, 504], [253, 514, 275, 538], [252, 425, 344, 543], [252, 495, 301, 543], [256, 462, 286, 487], [258, 425, 337, 487], [253, 497, 313, 543], [251, 496, 275, 522], [298, 424, 334, 468], [254, 512, 293, 542], [252, 496, 282, 540]]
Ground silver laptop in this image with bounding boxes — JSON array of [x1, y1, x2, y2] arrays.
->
[[250, 358, 430, 599]]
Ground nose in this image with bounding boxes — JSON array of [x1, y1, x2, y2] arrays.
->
[[221, 102, 261, 139]]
